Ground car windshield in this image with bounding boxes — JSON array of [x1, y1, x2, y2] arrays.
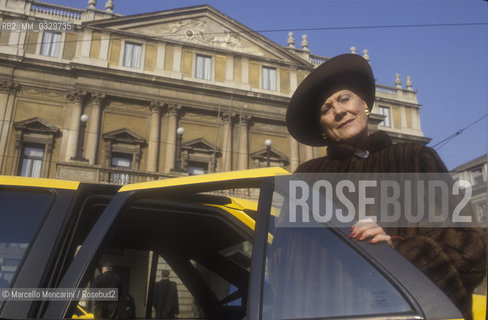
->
[[0, 189, 53, 289]]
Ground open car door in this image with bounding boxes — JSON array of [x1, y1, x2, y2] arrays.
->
[[39, 168, 466, 320]]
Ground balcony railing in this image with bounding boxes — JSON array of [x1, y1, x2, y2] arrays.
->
[[56, 162, 264, 201], [376, 84, 398, 95], [310, 54, 328, 67], [56, 162, 173, 185], [28, 1, 84, 21]]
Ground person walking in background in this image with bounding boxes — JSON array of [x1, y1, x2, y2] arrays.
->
[[91, 264, 120, 319], [153, 270, 179, 319]]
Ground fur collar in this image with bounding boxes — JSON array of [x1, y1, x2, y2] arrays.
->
[[327, 131, 392, 160]]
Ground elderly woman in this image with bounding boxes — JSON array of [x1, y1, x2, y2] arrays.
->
[[284, 54, 486, 319]]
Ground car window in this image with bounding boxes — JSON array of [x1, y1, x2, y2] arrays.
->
[[262, 190, 413, 319], [52, 189, 117, 288], [0, 189, 53, 289], [67, 194, 253, 319]]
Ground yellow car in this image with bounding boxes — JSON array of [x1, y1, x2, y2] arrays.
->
[[0, 168, 485, 319]]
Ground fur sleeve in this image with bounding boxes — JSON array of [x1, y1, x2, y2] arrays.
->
[[393, 228, 486, 320]]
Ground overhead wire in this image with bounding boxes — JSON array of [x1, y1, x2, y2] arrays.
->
[[0, 21, 487, 48], [431, 113, 488, 150], [1, 19, 487, 167]]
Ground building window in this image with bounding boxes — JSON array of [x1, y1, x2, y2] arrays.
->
[[13, 117, 59, 178], [123, 42, 142, 68], [102, 128, 145, 185], [195, 55, 211, 80], [262, 66, 276, 91], [188, 161, 207, 175], [476, 203, 487, 223], [19, 144, 44, 178], [111, 152, 132, 185], [378, 106, 391, 127], [40, 31, 61, 57], [472, 168, 484, 185], [111, 152, 133, 169]]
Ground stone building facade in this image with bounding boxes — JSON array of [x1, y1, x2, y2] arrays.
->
[[452, 154, 487, 224], [0, 0, 427, 184]]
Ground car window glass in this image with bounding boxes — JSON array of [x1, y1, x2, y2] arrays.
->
[[53, 193, 115, 288], [68, 194, 253, 319], [193, 240, 252, 307], [0, 190, 52, 288], [262, 190, 413, 319], [75, 249, 201, 319]]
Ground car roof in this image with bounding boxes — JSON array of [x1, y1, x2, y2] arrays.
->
[[119, 167, 290, 192], [0, 175, 80, 190]]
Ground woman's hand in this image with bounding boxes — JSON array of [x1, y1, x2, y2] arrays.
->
[[350, 218, 392, 246]]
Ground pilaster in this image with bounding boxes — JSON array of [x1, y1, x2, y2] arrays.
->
[[65, 91, 86, 161], [289, 136, 299, 172], [147, 101, 163, 172], [0, 81, 20, 173], [163, 104, 183, 173], [236, 115, 253, 170], [85, 93, 105, 164]]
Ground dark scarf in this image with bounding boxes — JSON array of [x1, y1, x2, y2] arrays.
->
[[326, 131, 392, 160]]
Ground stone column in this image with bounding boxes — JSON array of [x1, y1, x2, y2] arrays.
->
[[65, 91, 86, 161], [289, 136, 299, 172], [220, 113, 233, 172], [147, 101, 162, 172], [305, 145, 314, 161], [237, 115, 252, 171], [0, 81, 19, 173], [163, 104, 181, 173], [85, 93, 105, 165]]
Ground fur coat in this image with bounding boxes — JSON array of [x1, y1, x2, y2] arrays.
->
[[294, 131, 486, 320]]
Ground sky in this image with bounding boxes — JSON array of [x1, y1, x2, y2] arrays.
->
[[47, 0, 488, 170]]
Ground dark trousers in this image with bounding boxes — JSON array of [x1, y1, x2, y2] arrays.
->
[[94, 301, 118, 319]]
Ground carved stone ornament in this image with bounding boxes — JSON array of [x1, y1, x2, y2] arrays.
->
[[0, 81, 20, 94], [220, 112, 239, 124], [90, 93, 106, 106], [160, 18, 261, 55], [239, 114, 254, 128], [88, 0, 96, 9], [67, 91, 86, 103], [166, 104, 184, 117], [149, 101, 163, 113], [0, 81, 12, 93]]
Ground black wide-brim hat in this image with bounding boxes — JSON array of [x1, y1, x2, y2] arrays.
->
[[286, 53, 375, 146]]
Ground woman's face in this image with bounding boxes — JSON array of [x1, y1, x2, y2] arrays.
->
[[319, 89, 369, 145]]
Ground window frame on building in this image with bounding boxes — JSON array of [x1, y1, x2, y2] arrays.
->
[[19, 143, 45, 178], [123, 41, 142, 68], [262, 66, 277, 91], [187, 160, 208, 175], [12, 117, 59, 178], [251, 146, 289, 168], [181, 138, 220, 174], [472, 168, 484, 185], [378, 106, 392, 128], [195, 54, 212, 80], [476, 203, 487, 223], [40, 31, 62, 58], [110, 152, 133, 170], [102, 128, 146, 185]]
